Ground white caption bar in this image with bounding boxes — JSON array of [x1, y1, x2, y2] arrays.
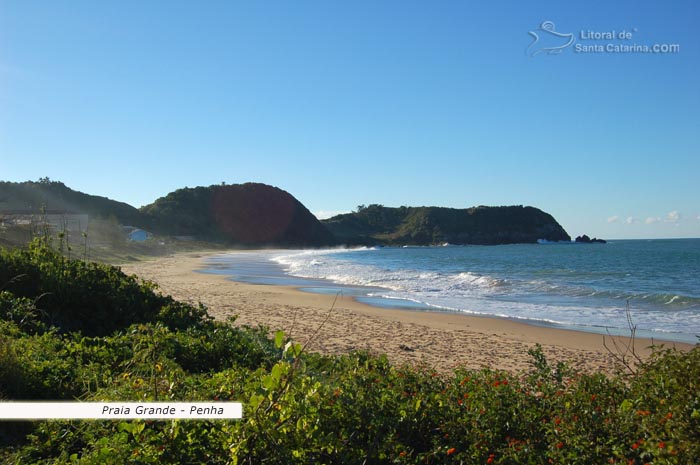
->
[[0, 402, 243, 420]]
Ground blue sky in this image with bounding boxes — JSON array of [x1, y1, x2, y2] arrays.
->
[[1, 1, 698, 239]]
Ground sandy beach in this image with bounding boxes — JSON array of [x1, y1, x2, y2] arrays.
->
[[120, 251, 694, 375]]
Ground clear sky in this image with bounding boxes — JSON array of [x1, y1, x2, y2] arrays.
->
[[1, 1, 698, 239]]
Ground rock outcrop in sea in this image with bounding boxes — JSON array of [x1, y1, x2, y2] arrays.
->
[[575, 234, 607, 244]]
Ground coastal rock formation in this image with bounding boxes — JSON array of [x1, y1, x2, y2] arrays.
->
[[323, 204, 571, 246], [575, 234, 607, 244]]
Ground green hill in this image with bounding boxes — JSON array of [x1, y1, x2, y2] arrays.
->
[[323, 204, 571, 245], [1, 180, 335, 248], [0, 178, 142, 225], [140, 183, 336, 246]]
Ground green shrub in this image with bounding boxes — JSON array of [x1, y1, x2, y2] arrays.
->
[[171, 321, 278, 373], [0, 327, 82, 400], [621, 346, 700, 464], [0, 292, 47, 334], [0, 240, 209, 335]]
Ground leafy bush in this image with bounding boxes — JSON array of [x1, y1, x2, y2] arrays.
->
[[171, 320, 279, 373], [0, 240, 206, 335], [0, 292, 47, 334]]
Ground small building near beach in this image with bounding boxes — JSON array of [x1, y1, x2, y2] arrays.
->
[[121, 226, 151, 242]]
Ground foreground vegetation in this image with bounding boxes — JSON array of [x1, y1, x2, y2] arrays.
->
[[1, 241, 698, 464]]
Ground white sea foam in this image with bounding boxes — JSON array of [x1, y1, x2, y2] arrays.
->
[[272, 250, 506, 296], [264, 247, 700, 342]]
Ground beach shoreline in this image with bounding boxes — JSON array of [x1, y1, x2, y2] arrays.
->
[[120, 251, 695, 374]]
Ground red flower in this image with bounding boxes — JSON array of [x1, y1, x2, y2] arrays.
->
[[556, 442, 564, 449], [658, 442, 666, 449], [486, 453, 495, 464], [447, 447, 456, 455]]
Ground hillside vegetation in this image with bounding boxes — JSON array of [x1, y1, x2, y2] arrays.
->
[[140, 183, 335, 246], [1, 241, 698, 464], [3, 180, 574, 248], [1, 180, 334, 250], [0, 179, 141, 226], [323, 204, 571, 245]]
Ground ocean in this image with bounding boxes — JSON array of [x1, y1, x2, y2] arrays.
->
[[202, 239, 700, 344]]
